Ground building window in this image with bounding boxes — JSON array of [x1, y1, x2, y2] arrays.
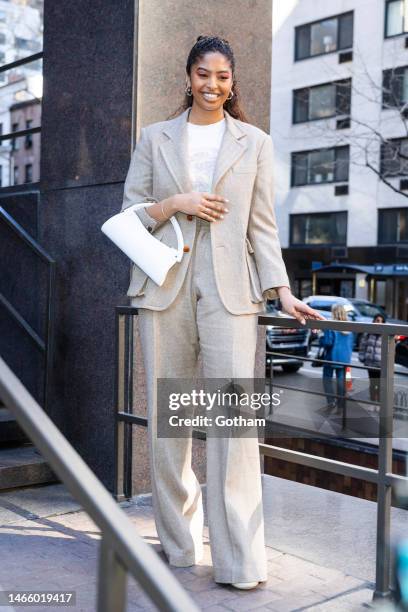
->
[[0, 166, 3, 188], [25, 119, 32, 148], [293, 79, 351, 123], [24, 163, 32, 183], [0, 33, 6, 45], [385, 0, 408, 37], [295, 12, 353, 60], [291, 145, 349, 186], [11, 122, 19, 150], [380, 138, 408, 176], [294, 279, 313, 299], [290, 212, 347, 246], [378, 208, 408, 243], [383, 66, 408, 109], [13, 165, 19, 185], [15, 37, 41, 52]]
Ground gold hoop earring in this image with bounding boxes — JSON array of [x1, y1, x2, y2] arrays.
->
[[226, 90, 234, 101]]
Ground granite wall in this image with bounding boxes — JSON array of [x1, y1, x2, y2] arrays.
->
[[40, 0, 135, 489]]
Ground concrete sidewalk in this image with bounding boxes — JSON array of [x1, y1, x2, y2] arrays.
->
[[0, 477, 398, 611]]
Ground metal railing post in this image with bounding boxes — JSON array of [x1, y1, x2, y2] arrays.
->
[[114, 308, 136, 501], [114, 312, 127, 501], [124, 314, 134, 499], [97, 535, 127, 612], [341, 366, 347, 431], [374, 333, 396, 600]]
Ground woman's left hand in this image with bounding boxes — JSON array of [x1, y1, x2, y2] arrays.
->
[[277, 287, 326, 325]]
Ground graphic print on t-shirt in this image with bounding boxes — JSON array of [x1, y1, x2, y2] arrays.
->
[[187, 118, 226, 192]]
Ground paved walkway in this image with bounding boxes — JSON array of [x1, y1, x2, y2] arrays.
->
[[0, 478, 393, 611]]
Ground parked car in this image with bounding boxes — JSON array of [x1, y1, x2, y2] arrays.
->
[[396, 337, 408, 368], [302, 295, 406, 348], [264, 302, 311, 374]]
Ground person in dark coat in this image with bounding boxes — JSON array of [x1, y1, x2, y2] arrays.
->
[[320, 304, 354, 413], [358, 314, 385, 402]]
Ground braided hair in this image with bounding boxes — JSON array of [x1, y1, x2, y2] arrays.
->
[[167, 35, 249, 122]]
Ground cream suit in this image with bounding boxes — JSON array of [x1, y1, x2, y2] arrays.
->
[[121, 107, 290, 584]]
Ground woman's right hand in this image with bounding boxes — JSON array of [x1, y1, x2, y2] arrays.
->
[[172, 192, 229, 222]]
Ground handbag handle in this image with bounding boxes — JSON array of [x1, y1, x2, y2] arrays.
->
[[126, 201, 184, 263]]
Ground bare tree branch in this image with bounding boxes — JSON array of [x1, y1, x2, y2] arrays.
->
[[290, 46, 408, 194]]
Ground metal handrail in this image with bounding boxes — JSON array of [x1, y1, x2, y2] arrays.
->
[[0, 356, 199, 612], [0, 205, 53, 263], [0, 204, 55, 411], [0, 51, 43, 74], [266, 348, 377, 370], [262, 315, 407, 602], [1, 126, 41, 143], [260, 315, 408, 336], [115, 306, 408, 604]]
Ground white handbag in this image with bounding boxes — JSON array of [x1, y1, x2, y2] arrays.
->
[[101, 202, 184, 286]]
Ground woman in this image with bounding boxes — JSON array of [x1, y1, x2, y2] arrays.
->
[[121, 35, 323, 590], [320, 304, 354, 414], [358, 314, 385, 403]]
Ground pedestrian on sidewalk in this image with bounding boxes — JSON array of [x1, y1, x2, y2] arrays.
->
[[320, 304, 354, 413], [358, 313, 385, 403], [120, 35, 323, 591]]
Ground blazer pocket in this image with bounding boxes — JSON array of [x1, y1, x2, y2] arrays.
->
[[245, 236, 255, 254], [244, 239, 263, 303], [128, 271, 148, 297]]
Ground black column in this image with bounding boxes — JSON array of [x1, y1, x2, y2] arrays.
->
[[40, 0, 136, 489]]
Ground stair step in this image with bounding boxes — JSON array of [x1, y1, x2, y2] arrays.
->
[[0, 444, 59, 491], [0, 406, 29, 444]]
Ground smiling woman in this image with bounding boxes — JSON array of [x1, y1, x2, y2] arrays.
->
[[191, 60, 233, 112], [120, 34, 323, 593]]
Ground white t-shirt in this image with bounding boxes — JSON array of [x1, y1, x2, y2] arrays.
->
[[186, 118, 226, 192]]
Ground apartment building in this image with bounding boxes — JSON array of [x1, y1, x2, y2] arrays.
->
[[271, 0, 408, 319]]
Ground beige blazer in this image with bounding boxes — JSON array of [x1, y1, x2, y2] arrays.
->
[[121, 107, 290, 315]]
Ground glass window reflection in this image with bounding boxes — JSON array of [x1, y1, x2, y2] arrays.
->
[[310, 19, 337, 56], [309, 84, 336, 119], [291, 212, 348, 246], [386, 0, 404, 36]]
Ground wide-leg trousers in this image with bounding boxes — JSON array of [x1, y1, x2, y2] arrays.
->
[[133, 217, 267, 584]]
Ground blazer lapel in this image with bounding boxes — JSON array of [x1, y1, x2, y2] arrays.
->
[[212, 111, 247, 191], [159, 107, 248, 194], [159, 108, 192, 193]]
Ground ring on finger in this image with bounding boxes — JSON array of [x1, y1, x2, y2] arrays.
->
[[204, 207, 217, 218]]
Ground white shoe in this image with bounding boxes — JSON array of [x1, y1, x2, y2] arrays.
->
[[231, 581, 259, 590]]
